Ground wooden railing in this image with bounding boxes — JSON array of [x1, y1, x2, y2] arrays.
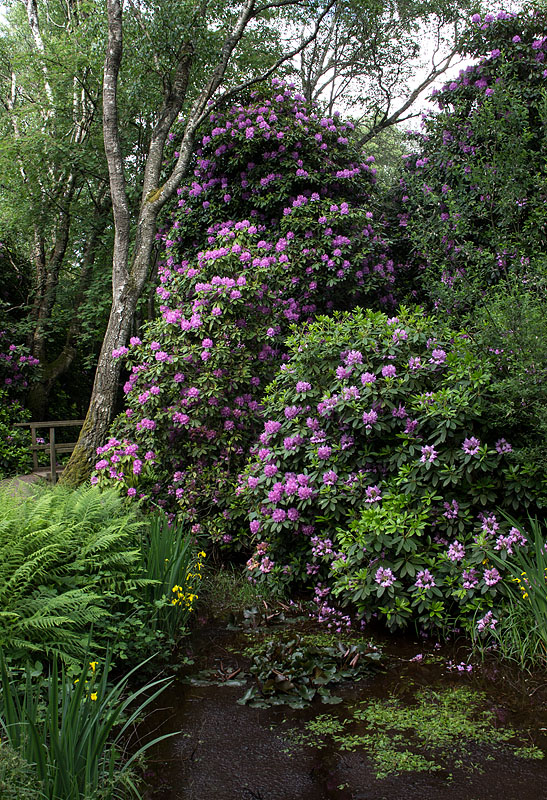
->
[[14, 420, 85, 484]]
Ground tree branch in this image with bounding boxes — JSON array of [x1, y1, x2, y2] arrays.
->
[[103, 0, 131, 291]]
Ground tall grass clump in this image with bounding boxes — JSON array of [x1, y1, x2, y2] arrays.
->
[[482, 517, 547, 668], [0, 652, 176, 800], [141, 512, 206, 642]]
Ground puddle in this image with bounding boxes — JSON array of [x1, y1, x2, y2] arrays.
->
[[137, 616, 547, 800]]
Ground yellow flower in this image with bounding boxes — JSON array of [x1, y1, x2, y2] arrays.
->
[[89, 661, 98, 673], [90, 692, 98, 701]]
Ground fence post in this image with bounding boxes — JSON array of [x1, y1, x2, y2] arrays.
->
[[30, 424, 38, 472], [49, 426, 56, 485]]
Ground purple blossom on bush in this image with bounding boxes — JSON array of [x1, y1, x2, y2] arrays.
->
[[462, 436, 481, 455], [317, 445, 332, 459], [365, 484, 382, 503], [430, 348, 447, 365], [415, 569, 436, 590], [447, 540, 465, 561], [477, 610, 498, 632], [136, 418, 156, 431], [495, 438, 512, 454], [375, 566, 395, 587], [443, 499, 459, 519], [461, 568, 478, 590], [408, 356, 422, 371], [381, 364, 397, 378], [420, 445, 438, 463], [362, 409, 378, 426], [344, 349, 363, 366], [483, 567, 501, 586]]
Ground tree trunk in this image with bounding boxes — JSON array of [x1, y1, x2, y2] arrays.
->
[[60, 280, 139, 484]]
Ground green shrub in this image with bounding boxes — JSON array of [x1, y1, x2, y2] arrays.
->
[[0, 389, 32, 479], [94, 81, 396, 543], [0, 740, 42, 800]]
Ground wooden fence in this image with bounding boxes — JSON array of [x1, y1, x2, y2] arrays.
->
[[14, 420, 85, 484]]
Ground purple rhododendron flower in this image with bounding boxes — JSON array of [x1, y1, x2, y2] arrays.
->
[[495, 438, 512, 454], [317, 445, 332, 459], [447, 540, 465, 561], [375, 566, 395, 587], [462, 436, 480, 455], [344, 349, 363, 366], [483, 567, 501, 586], [322, 470, 338, 485], [381, 364, 397, 378], [430, 348, 446, 365], [365, 485, 382, 503], [420, 445, 438, 463], [443, 500, 459, 520], [477, 611, 497, 632], [463, 568, 479, 589], [415, 569, 436, 589]]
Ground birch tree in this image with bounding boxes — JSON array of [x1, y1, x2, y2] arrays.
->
[[61, 0, 335, 482]]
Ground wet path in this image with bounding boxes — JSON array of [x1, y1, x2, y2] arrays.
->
[[139, 620, 547, 800]]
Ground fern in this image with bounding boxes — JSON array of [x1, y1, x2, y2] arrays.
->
[[0, 484, 148, 664]]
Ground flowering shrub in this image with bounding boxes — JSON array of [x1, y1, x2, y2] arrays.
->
[[390, 7, 547, 484], [396, 9, 547, 309], [96, 82, 397, 540], [0, 332, 39, 478], [237, 307, 545, 631]]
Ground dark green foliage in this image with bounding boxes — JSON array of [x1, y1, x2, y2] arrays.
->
[[0, 391, 32, 478], [391, 8, 547, 471]]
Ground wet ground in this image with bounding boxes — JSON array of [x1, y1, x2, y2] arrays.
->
[[137, 614, 547, 800]]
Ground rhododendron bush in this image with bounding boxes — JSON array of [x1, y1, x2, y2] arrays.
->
[[397, 8, 547, 309], [238, 308, 544, 631], [392, 8, 547, 471], [93, 28, 547, 636], [0, 332, 39, 477], [94, 82, 397, 539]]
